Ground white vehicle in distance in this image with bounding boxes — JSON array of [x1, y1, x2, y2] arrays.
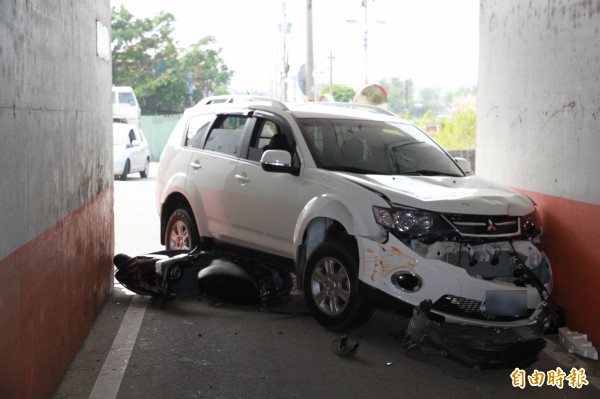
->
[[112, 86, 141, 128], [113, 122, 150, 181], [155, 96, 553, 333]]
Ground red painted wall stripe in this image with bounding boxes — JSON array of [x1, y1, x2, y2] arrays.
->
[[520, 189, 600, 345], [0, 188, 114, 399]]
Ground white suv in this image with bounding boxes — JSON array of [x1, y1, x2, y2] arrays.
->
[[156, 97, 553, 331]]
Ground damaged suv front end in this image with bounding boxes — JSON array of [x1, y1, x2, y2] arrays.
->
[[347, 174, 553, 368], [365, 185, 552, 328]]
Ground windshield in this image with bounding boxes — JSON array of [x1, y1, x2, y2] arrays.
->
[[297, 118, 464, 176], [113, 91, 137, 106]]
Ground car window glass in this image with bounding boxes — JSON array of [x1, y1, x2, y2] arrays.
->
[[119, 92, 136, 106], [203, 115, 248, 156], [246, 118, 298, 166], [186, 114, 214, 149], [247, 120, 278, 162], [298, 118, 463, 176]]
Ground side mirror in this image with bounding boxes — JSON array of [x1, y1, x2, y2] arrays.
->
[[130, 139, 141, 147], [454, 157, 472, 175], [260, 150, 297, 175]]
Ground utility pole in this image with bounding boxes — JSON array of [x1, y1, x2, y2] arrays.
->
[[306, 0, 314, 101], [281, 2, 290, 102], [362, 0, 369, 85], [328, 49, 334, 96]]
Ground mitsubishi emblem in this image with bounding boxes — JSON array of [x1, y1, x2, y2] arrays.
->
[[487, 219, 497, 232]]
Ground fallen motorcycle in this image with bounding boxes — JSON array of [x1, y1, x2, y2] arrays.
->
[[114, 249, 293, 308]]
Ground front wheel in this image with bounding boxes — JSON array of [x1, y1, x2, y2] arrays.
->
[[165, 207, 200, 250], [304, 241, 374, 331], [140, 158, 149, 178], [119, 159, 130, 181]]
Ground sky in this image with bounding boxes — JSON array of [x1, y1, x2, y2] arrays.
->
[[110, 0, 479, 100]]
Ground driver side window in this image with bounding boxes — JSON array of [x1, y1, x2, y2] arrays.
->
[[246, 118, 297, 165]]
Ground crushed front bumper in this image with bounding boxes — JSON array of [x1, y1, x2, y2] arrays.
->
[[402, 300, 547, 369], [358, 235, 553, 328]]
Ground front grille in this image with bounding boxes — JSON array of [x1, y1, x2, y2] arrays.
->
[[442, 214, 520, 238], [432, 294, 532, 322]]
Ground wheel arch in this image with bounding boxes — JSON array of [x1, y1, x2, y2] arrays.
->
[[295, 216, 358, 288], [293, 195, 372, 282], [160, 192, 196, 245]]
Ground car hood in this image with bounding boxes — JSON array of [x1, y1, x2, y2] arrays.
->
[[337, 173, 535, 215]]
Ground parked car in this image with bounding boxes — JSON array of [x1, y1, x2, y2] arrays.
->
[[155, 96, 553, 332], [112, 86, 141, 128], [113, 122, 150, 180]]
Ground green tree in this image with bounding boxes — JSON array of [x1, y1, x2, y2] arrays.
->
[[180, 37, 233, 105], [444, 86, 477, 105], [320, 85, 355, 102], [431, 108, 477, 150], [111, 6, 233, 114]]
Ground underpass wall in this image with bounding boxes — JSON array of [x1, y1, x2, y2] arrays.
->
[[0, 1, 113, 398], [477, 0, 600, 344]]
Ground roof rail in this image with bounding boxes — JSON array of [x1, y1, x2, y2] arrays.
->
[[294, 102, 396, 116], [196, 95, 289, 111]]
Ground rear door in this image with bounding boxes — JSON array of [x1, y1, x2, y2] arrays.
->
[[184, 112, 250, 241]]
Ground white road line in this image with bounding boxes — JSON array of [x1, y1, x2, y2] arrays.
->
[[89, 295, 147, 399]]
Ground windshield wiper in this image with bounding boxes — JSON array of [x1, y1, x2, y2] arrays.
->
[[401, 170, 463, 177], [327, 166, 380, 174]]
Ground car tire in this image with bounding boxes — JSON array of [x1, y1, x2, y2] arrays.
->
[[119, 159, 130, 181], [304, 241, 374, 331], [165, 207, 199, 250], [140, 158, 149, 178]]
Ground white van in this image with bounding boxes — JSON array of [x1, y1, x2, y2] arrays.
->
[[112, 86, 141, 128]]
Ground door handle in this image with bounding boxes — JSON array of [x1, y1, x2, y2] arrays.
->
[[190, 161, 202, 170], [235, 173, 249, 183]]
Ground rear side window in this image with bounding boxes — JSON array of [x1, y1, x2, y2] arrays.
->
[[185, 114, 214, 149], [203, 115, 248, 156]]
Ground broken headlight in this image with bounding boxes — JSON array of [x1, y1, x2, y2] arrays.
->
[[520, 211, 542, 242], [373, 206, 454, 238]]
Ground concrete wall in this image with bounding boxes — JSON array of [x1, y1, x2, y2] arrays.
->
[[0, 1, 113, 398], [478, 0, 600, 344]]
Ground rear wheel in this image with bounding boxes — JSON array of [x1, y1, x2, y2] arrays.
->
[[304, 241, 374, 331], [165, 207, 199, 250]]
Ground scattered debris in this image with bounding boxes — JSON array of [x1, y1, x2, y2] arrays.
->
[[559, 327, 598, 360], [402, 300, 547, 369], [331, 335, 359, 357]]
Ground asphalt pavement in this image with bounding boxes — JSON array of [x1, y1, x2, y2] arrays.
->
[[52, 163, 600, 399]]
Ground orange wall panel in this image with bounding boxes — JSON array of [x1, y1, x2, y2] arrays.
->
[[521, 189, 600, 345], [0, 188, 113, 399]]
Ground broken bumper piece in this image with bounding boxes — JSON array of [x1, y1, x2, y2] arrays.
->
[[403, 300, 546, 369]]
